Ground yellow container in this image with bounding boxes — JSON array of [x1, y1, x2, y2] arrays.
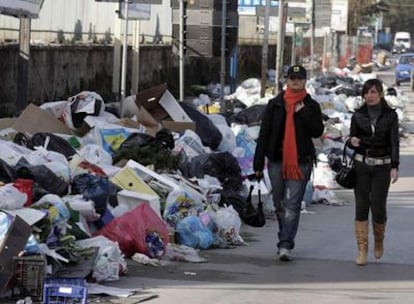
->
[[111, 167, 158, 196]]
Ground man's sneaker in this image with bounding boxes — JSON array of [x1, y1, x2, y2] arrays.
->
[[278, 248, 293, 261]]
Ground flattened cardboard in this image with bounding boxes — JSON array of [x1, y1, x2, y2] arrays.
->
[[117, 118, 160, 138], [162, 120, 195, 132], [12, 103, 72, 135], [136, 105, 160, 128], [0, 118, 16, 130]]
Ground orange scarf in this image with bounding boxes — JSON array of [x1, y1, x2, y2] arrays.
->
[[282, 88, 308, 180]]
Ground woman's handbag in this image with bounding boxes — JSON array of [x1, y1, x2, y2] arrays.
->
[[335, 146, 356, 189], [243, 182, 266, 228]]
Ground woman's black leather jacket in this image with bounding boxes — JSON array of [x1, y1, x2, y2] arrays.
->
[[348, 101, 399, 169]]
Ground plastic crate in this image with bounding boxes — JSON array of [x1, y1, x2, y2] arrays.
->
[[12, 255, 46, 301], [43, 277, 87, 304]]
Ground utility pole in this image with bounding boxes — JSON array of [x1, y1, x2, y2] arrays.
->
[[120, 0, 130, 118], [310, 0, 315, 78], [112, 17, 122, 101], [16, 17, 31, 114], [131, 20, 140, 95], [179, 0, 184, 101], [275, 0, 285, 95], [260, 0, 270, 98], [220, 0, 227, 110]]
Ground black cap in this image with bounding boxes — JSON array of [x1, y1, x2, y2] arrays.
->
[[287, 65, 307, 79]]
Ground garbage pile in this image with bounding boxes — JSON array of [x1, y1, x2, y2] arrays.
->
[[0, 65, 409, 302], [0, 84, 272, 302]]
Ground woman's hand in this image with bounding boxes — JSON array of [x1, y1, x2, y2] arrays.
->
[[350, 136, 360, 147], [391, 168, 398, 184]]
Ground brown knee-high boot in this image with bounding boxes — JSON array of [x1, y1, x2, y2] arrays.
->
[[355, 221, 369, 265], [373, 222, 386, 259]]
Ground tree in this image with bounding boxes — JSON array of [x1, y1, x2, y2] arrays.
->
[[382, 0, 414, 35], [347, 0, 389, 35], [72, 19, 83, 43]]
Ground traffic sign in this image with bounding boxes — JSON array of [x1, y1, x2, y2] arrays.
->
[[0, 0, 44, 18]]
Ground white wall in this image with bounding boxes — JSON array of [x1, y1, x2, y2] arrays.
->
[[0, 0, 172, 43]]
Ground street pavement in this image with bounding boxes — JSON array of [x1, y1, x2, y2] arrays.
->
[[106, 71, 414, 304]]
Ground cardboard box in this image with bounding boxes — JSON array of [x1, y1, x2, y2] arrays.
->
[[115, 189, 161, 217], [0, 211, 32, 296], [117, 118, 157, 138], [136, 83, 196, 132]]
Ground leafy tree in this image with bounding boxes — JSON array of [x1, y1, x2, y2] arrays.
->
[[382, 0, 414, 35], [347, 0, 389, 35]]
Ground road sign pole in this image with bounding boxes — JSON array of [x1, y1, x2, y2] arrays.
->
[[260, 0, 270, 98]]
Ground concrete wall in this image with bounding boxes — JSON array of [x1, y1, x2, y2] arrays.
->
[[0, 44, 279, 115]]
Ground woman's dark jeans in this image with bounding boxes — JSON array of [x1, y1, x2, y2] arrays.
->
[[354, 161, 391, 224]]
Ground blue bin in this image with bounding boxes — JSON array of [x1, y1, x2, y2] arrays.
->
[[43, 277, 87, 304]]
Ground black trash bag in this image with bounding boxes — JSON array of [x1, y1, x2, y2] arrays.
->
[[232, 104, 267, 125], [71, 173, 120, 214], [155, 128, 175, 150], [0, 159, 16, 183], [334, 86, 358, 97], [24, 132, 77, 159], [386, 87, 397, 96], [32, 182, 50, 202], [219, 190, 247, 219], [114, 129, 179, 171], [15, 162, 69, 197], [179, 102, 223, 150], [182, 152, 243, 192], [243, 184, 266, 228], [119, 132, 155, 149], [119, 128, 174, 151]]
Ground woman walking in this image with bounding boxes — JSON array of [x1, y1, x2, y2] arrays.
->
[[347, 78, 399, 265]]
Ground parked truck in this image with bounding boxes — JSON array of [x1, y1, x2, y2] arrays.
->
[[392, 32, 411, 54]]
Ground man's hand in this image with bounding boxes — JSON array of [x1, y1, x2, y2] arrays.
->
[[391, 168, 398, 184], [295, 102, 305, 112], [255, 171, 263, 181]]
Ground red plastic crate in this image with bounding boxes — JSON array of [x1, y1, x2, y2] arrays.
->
[[43, 277, 87, 304]]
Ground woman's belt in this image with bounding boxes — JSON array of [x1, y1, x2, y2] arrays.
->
[[354, 153, 391, 166]]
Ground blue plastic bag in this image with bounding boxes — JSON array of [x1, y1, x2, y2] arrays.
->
[[176, 216, 214, 249]]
